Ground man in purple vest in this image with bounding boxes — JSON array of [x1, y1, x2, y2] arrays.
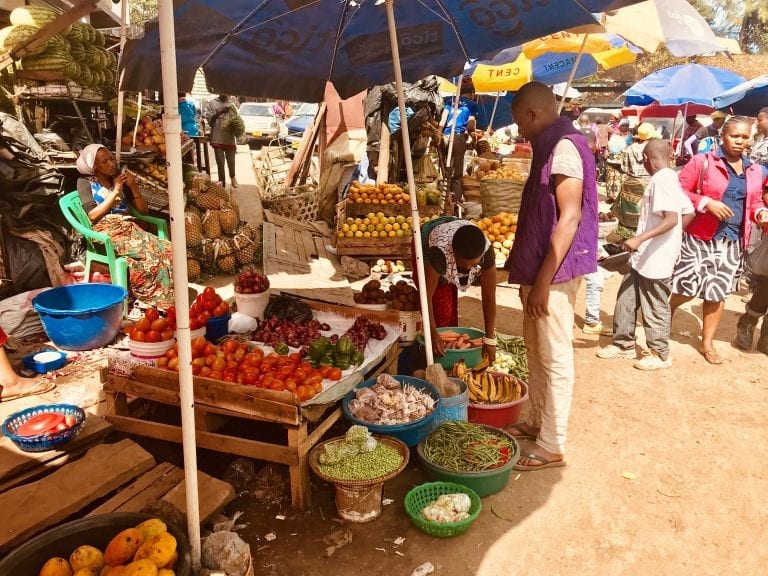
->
[[505, 82, 599, 471]]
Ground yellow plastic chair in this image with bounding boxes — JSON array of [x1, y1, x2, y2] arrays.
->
[[58, 190, 169, 293]]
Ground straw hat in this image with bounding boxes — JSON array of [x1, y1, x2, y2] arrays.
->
[[635, 122, 658, 141]]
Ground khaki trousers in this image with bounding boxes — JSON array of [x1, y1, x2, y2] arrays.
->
[[520, 277, 582, 454]]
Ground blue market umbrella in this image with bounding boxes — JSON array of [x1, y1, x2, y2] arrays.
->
[[121, 0, 640, 102], [623, 64, 746, 106], [713, 73, 768, 115]]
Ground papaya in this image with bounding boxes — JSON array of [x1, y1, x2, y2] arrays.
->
[[123, 560, 157, 576], [133, 532, 177, 568], [39, 557, 73, 576], [70, 545, 105, 572], [104, 528, 145, 566], [100, 567, 126, 576], [157, 571, 175, 576], [162, 550, 178, 570], [72, 569, 99, 576], [134, 518, 167, 541]]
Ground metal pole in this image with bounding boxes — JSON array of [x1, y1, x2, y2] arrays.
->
[[157, 0, 201, 569], [384, 0, 433, 364], [115, 0, 128, 163], [556, 34, 589, 115]]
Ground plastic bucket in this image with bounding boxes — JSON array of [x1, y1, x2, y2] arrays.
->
[[235, 290, 270, 319], [333, 481, 383, 523], [399, 311, 422, 342], [434, 378, 468, 425], [416, 326, 484, 370], [206, 313, 231, 341], [32, 284, 127, 351], [128, 338, 175, 366], [467, 378, 529, 428]]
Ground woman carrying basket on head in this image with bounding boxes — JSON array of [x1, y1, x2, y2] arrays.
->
[[76, 144, 175, 310]]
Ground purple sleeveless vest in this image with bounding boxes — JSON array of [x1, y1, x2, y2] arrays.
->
[[507, 116, 598, 286]]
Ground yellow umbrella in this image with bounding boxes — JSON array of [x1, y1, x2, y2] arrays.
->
[[470, 33, 637, 93]]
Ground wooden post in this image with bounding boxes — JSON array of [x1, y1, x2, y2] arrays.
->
[[287, 423, 310, 510]]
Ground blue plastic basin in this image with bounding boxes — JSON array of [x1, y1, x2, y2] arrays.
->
[[342, 375, 440, 446], [206, 313, 232, 342], [32, 283, 127, 351]]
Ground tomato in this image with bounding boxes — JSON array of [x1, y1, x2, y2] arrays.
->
[[212, 357, 226, 372], [203, 286, 216, 298], [304, 374, 323, 389], [261, 374, 274, 387], [199, 366, 212, 378], [294, 367, 307, 381], [284, 377, 298, 392], [168, 357, 179, 370], [189, 317, 200, 330], [222, 339, 239, 354], [225, 360, 239, 371], [64, 415, 76, 427], [288, 352, 302, 365], [269, 378, 285, 391], [234, 348, 246, 363], [161, 329, 174, 341], [155, 357, 169, 368], [166, 306, 176, 321], [296, 385, 312, 402], [166, 348, 178, 359], [150, 318, 169, 332], [213, 304, 227, 317], [135, 317, 151, 332], [220, 301, 230, 314], [17, 413, 64, 437], [299, 361, 313, 373], [203, 343, 217, 357], [132, 330, 147, 342], [192, 336, 207, 354], [198, 311, 211, 324], [203, 299, 217, 312], [191, 364, 201, 375], [145, 308, 160, 322], [208, 370, 222, 380], [242, 369, 258, 386], [277, 366, 294, 380], [328, 367, 342, 381], [146, 330, 162, 343], [192, 357, 206, 368], [318, 365, 332, 378]]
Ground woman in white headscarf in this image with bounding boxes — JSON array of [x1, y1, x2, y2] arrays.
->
[[76, 144, 174, 309]]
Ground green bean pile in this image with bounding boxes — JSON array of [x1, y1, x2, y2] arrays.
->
[[423, 421, 516, 472], [496, 334, 529, 381], [317, 442, 403, 481]]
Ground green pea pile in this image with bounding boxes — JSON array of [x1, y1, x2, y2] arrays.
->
[[317, 442, 403, 481]]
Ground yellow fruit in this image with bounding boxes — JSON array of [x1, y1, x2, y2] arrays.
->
[[73, 570, 99, 576], [134, 519, 167, 541], [100, 568, 126, 576], [345, 217, 354, 225], [349, 224, 358, 232], [39, 558, 73, 576], [402, 223, 410, 231], [337, 230, 344, 238], [70, 546, 105, 572], [133, 532, 177, 568], [366, 212, 375, 220], [388, 230, 396, 237], [362, 217, 370, 225], [384, 224, 393, 232], [392, 223, 400, 231], [157, 571, 174, 576], [396, 229, 404, 237], [395, 215, 406, 224], [354, 230, 363, 238], [367, 224, 375, 233], [363, 231, 371, 238], [123, 559, 157, 576], [341, 223, 350, 232], [371, 231, 379, 238], [104, 528, 145, 567]]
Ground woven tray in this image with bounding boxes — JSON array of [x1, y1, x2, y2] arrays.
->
[[261, 184, 322, 223]]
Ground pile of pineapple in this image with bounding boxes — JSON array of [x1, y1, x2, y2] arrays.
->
[[184, 173, 260, 279], [474, 212, 518, 262]]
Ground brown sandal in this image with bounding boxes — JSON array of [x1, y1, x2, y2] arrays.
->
[[700, 349, 723, 365]]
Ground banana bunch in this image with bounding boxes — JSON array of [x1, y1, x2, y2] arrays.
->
[[451, 359, 523, 405]]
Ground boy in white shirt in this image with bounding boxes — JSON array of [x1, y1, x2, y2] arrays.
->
[[597, 139, 695, 370]]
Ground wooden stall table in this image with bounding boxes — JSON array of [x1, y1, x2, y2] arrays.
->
[[102, 306, 402, 511]]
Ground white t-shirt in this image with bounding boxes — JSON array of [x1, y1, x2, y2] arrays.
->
[[630, 167, 694, 279], [551, 138, 584, 180]]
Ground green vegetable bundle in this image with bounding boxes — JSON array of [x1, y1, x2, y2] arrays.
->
[[423, 421, 516, 472], [495, 334, 529, 381], [222, 113, 245, 138], [317, 425, 403, 481]]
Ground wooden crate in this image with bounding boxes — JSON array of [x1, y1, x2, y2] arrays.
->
[[335, 200, 412, 258], [102, 337, 401, 511]]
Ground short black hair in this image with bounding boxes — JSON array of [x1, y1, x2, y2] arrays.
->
[[759, 107, 768, 116], [452, 224, 486, 260]]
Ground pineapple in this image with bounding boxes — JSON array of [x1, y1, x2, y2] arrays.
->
[[219, 203, 239, 234], [190, 172, 209, 194], [234, 233, 256, 265], [202, 210, 222, 239], [206, 180, 229, 200], [187, 258, 201, 280], [186, 203, 202, 220], [184, 211, 204, 247], [217, 254, 236, 275], [193, 191, 222, 211]]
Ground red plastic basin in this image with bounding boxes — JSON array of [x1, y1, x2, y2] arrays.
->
[[467, 378, 528, 428]]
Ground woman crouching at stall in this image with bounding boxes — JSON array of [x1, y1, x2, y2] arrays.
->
[[414, 216, 497, 362], [76, 144, 175, 309]]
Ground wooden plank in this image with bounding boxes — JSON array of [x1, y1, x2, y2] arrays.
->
[[302, 407, 343, 458], [288, 423, 310, 511], [162, 471, 235, 525], [88, 462, 185, 516], [105, 416, 299, 466], [314, 236, 329, 259], [301, 230, 318, 261], [287, 103, 326, 187], [0, 415, 112, 487], [292, 228, 308, 263], [0, 439, 155, 552]]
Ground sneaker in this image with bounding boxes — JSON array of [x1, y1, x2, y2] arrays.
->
[[634, 354, 672, 370], [596, 344, 636, 359], [583, 322, 613, 336], [230, 177, 238, 188]]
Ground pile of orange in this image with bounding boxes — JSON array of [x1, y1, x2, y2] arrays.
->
[[348, 181, 411, 206]]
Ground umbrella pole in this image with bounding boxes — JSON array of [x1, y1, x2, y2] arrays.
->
[[115, 0, 128, 164], [488, 93, 501, 131], [444, 73, 463, 204], [157, 0, 202, 569], [384, 0, 433, 365], [678, 102, 690, 157], [556, 34, 589, 115]]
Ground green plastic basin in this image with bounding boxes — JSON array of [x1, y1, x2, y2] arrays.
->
[[416, 326, 485, 370]]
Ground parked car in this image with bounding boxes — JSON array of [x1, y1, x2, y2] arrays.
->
[[238, 102, 280, 147], [285, 102, 319, 148]]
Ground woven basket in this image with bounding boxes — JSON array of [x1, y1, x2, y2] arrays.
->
[[308, 435, 410, 487], [404, 481, 482, 538], [262, 184, 322, 223], [480, 178, 525, 217]]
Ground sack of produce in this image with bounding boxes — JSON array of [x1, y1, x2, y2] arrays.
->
[[263, 295, 313, 324]]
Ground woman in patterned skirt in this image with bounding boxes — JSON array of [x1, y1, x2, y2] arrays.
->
[[76, 144, 175, 309], [671, 117, 768, 364]]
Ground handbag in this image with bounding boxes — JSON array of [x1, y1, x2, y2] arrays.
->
[[748, 234, 768, 277]]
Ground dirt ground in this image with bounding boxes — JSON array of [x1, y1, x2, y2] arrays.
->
[[227, 276, 768, 576]]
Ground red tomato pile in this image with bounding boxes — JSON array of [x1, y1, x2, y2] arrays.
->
[[16, 412, 77, 437], [190, 287, 230, 330], [127, 307, 174, 342], [157, 336, 342, 402]]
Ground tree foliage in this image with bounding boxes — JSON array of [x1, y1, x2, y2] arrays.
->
[[128, 0, 158, 37]]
